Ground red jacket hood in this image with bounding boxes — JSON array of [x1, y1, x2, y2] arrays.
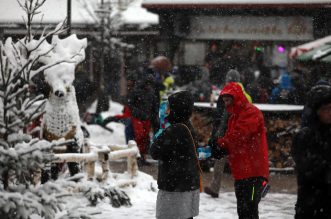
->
[[220, 82, 249, 114]]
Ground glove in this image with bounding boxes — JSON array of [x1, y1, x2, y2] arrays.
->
[[94, 114, 103, 125], [83, 113, 96, 124], [198, 146, 211, 160], [208, 137, 227, 159], [102, 116, 119, 126], [208, 138, 218, 148]]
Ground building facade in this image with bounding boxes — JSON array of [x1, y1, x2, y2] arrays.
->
[[143, 0, 331, 82]]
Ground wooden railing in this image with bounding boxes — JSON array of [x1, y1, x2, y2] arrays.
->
[[52, 140, 140, 182]]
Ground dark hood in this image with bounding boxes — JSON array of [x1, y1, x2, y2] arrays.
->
[[167, 90, 194, 124], [307, 85, 331, 111], [305, 84, 331, 126]]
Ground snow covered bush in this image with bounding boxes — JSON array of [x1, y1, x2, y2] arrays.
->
[[0, 0, 86, 218], [0, 1, 134, 218]]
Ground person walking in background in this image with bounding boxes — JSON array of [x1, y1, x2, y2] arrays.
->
[[292, 84, 331, 219], [205, 42, 224, 86], [205, 69, 252, 198], [248, 65, 273, 103], [150, 91, 201, 219], [147, 56, 173, 133], [101, 74, 137, 143], [212, 82, 269, 219], [159, 71, 175, 99], [286, 69, 306, 105], [128, 74, 158, 166], [269, 68, 293, 104]]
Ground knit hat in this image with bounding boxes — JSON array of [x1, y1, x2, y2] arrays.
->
[[307, 84, 331, 111], [167, 90, 194, 123], [225, 69, 241, 83]]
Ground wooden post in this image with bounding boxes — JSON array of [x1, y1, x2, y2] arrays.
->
[[99, 152, 109, 181], [83, 140, 95, 180], [127, 140, 139, 178]]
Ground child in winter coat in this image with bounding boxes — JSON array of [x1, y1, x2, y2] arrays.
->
[[152, 101, 170, 141], [150, 91, 200, 219], [292, 84, 331, 219]]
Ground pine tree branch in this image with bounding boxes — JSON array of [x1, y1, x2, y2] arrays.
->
[[7, 84, 28, 100], [0, 140, 9, 148], [30, 58, 76, 79], [24, 94, 44, 110], [8, 120, 23, 130], [27, 19, 67, 54], [10, 41, 24, 69], [25, 102, 45, 123]]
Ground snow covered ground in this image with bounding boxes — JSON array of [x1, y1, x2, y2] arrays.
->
[[80, 100, 297, 218], [74, 187, 296, 219], [36, 100, 296, 219]]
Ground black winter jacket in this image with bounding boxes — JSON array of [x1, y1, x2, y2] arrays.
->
[[292, 84, 331, 219], [292, 124, 331, 219], [127, 83, 158, 121], [211, 95, 228, 139], [150, 122, 200, 192]]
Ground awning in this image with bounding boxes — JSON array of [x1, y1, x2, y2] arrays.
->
[[296, 43, 331, 63], [290, 35, 331, 59], [319, 51, 331, 63]]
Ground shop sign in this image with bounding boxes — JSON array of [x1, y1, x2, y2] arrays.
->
[[186, 16, 313, 41]]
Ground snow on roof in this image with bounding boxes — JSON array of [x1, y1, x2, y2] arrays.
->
[[0, 0, 98, 25], [142, 0, 331, 8], [121, 0, 158, 27], [290, 35, 331, 59], [0, 0, 158, 28]]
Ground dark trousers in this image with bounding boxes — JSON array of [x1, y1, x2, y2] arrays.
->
[[234, 177, 264, 219]]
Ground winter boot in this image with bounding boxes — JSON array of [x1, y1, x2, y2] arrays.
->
[[204, 186, 219, 198]]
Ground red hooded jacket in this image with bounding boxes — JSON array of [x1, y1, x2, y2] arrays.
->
[[218, 82, 269, 181]]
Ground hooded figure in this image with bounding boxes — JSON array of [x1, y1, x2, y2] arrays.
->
[[205, 69, 252, 198], [301, 80, 330, 127], [217, 82, 269, 179], [215, 82, 269, 219], [225, 70, 252, 103], [150, 90, 200, 219], [292, 84, 331, 219]]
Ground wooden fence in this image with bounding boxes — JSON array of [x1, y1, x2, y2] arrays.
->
[[51, 140, 140, 183]]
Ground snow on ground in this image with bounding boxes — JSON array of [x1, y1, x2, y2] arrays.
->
[[90, 191, 296, 218], [48, 100, 297, 218]]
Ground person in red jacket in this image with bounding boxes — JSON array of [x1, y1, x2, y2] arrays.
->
[[214, 82, 269, 219]]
